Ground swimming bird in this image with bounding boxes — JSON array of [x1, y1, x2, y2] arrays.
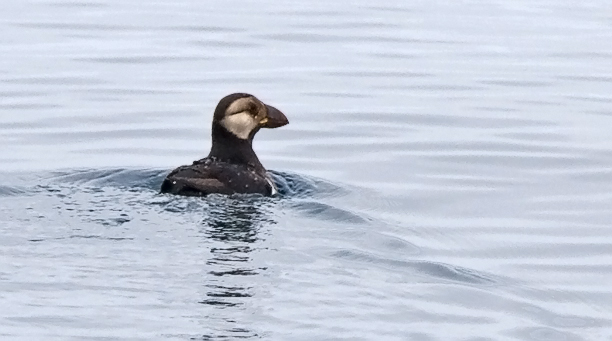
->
[[161, 93, 289, 196]]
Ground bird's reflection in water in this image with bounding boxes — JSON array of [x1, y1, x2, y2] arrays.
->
[[197, 195, 276, 339]]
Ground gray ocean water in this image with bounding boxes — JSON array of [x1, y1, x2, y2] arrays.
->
[[2, 1, 612, 340]]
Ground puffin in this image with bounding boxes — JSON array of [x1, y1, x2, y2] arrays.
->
[[160, 93, 289, 197]]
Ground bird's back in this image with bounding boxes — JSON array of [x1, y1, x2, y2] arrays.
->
[[160, 158, 273, 196]]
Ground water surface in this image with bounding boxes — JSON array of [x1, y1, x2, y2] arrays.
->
[[2, 0, 612, 340]]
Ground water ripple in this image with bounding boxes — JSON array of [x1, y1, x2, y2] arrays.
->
[[331, 249, 498, 285]]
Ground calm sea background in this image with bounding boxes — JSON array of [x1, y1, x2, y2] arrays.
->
[[2, 1, 612, 340]]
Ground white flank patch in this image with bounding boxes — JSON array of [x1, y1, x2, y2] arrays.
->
[[221, 111, 258, 139], [266, 177, 278, 196]]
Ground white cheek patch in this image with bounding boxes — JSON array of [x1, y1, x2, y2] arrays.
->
[[221, 111, 258, 139]]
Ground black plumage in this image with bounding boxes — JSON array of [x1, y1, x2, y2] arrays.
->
[[161, 93, 288, 197]]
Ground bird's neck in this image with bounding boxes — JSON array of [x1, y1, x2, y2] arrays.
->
[[208, 123, 265, 172]]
